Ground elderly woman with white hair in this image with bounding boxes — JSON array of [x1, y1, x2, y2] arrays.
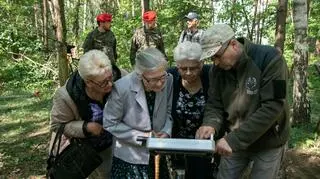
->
[[49, 50, 120, 179], [103, 47, 173, 178], [167, 41, 217, 179]]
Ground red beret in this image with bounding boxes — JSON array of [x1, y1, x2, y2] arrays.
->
[[96, 13, 112, 22], [143, 11, 157, 22]]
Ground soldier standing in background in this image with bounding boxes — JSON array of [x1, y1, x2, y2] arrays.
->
[[130, 10, 167, 67], [178, 12, 204, 44], [83, 13, 125, 80], [83, 13, 118, 64]]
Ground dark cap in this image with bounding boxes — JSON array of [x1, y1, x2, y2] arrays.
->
[[185, 12, 199, 20]]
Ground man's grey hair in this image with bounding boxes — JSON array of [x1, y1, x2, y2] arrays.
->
[[135, 47, 167, 74], [174, 41, 202, 62], [78, 50, 112, 80]]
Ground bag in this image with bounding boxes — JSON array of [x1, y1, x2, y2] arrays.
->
[[47, 124, 103, 179]]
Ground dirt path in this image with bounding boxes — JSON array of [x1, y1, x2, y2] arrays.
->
[[282, 149, 320, 179]]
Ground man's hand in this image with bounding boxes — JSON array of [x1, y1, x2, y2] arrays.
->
[[215, 138, 232, 156], [195, 126, 215, 139], [86, 122, 103, 136]]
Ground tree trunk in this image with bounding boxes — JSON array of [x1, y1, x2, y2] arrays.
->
[[255, 0, 261, 44], [250, 0, 258, 41], [259, 0, 268, 44], [292, 0, 310, 126], [83, 0, 87, 31], [42, 0, 48, 52], [316, 118, 320, 134], [141, 0, 149, 24], [50, 0, 69, 86], [143, 0, 150, 11], [274, 0, 288, 53], [230, 0, 236, 27], [34, 3, 40, 39], [89, 1, 96, 29], [131, 0, 135, 17], [241, 0, 252, 38], [72, 0, 81, 41], [211, 0, 215, 24]]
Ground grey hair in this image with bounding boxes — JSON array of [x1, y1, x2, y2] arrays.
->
[[134, 47, 167, 74], [78, 50, 112, 80], [173, 41, 202, 62]]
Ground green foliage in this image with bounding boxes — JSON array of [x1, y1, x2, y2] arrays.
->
[[0, 1, 42, 55], [0, 58, 56, 93], [309, 1, 320, 39]]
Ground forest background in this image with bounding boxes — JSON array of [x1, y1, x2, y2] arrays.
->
[[0, 0, 320, 178]]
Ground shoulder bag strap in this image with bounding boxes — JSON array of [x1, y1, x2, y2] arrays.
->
[[49, 124, 66, 157]]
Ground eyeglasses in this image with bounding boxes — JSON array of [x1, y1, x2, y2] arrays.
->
[[90, 76, 113, 88], [142, 72, 168, 85], [211, 40, 231, 60], [178, 64, 201, 73]]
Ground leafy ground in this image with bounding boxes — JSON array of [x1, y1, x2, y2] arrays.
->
[[0, 90, 51, 178], [0, 61, 319, 178]]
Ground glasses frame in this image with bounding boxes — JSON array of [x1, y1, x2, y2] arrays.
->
[[142, 71, 168, 85], [211, 40, 231, 61], [177, 63, 202, 74], [89, 75, 113, 88]]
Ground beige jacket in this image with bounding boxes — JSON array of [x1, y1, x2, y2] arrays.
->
[[49, 85, 85, 154]]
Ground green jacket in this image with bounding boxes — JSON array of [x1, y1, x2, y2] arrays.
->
[[130, 26, 166, 66], [203, 38, 289, 152], [83, 28, 117, 63]]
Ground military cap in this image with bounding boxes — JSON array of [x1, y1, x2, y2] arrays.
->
[[143, 11, 157, 22], [96, 13, 112, 22]]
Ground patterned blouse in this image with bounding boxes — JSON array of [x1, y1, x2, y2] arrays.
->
[[175, 84, 206, 139], [145, 91, 156, 129]]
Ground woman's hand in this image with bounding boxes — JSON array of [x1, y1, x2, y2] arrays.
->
[[86, 122, 104, 136], [152, 131, 169, 138]]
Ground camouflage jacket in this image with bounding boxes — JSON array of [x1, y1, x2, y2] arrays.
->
[[83, 28, 117, 63], [178, 29, 204, 44], [130, 26, 166, 66]]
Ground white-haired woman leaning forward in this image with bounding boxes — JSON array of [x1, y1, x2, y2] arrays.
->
[[167, 41, 219, 179], [49, 50, 121, 179], [103, 47, 173, 178]]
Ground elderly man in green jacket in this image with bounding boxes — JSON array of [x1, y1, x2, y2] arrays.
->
[[196, 24, 290, 179]]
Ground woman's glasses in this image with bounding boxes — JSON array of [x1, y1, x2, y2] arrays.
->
[[142, 72, 168, 85], [90, 76, 113, 88]]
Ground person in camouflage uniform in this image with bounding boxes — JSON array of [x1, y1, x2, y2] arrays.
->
[[178, 12, 204, 44], [130, 10, 167, 66], [83, 13, 118, 64]]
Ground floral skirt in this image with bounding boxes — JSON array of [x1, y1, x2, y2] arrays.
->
[[111, 156, 169, 179]]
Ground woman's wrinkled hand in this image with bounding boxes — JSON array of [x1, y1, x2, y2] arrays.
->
[[86, 122, 104, 136], [152, 131, 169, 138]]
